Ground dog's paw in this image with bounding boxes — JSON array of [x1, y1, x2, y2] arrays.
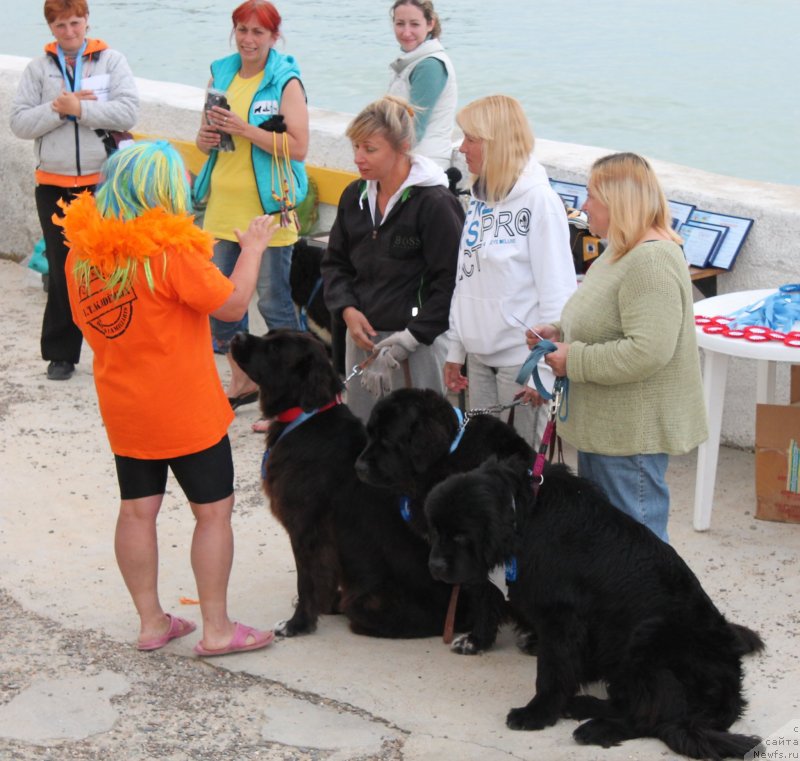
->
[[506, 704, 559, 731], [516, 629, 538, 655], [274, 619, 293, 637], [450, 632, 483, 655], [274, 618, 316, 638], [563, 695, 608, 720], [573, 718, 624, 748]]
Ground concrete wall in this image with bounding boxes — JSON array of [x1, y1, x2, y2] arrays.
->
[[3, 54, 798, 447]]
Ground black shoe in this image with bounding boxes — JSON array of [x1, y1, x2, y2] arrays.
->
[[228, 390, 259, 410], [47, 361, 75, 381]]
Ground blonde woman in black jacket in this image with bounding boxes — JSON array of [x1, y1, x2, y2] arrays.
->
[[321, 95, 464, 422]]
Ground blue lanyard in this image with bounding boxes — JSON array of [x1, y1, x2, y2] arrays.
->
[[728, 284, 800, 333], [56, 40, 87, 121]]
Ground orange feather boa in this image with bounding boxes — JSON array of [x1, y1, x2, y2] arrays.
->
[[55, 192, 216, 297]]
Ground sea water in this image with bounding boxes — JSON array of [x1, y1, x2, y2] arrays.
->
[[6, 0, 799, 186]]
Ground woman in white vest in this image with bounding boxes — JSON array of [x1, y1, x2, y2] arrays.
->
[[386, 0, 457, 169]]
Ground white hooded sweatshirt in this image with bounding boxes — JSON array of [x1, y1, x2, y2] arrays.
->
[[446, 155, 576, 368]]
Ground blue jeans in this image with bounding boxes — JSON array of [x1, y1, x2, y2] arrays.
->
[[210, 239, 298, 351], [577, 451, 670, 543]]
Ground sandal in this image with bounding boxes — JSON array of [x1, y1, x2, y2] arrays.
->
[[137, 613, 196, 651], [194, 622, 274, 657], [228, 391, 259, 410]]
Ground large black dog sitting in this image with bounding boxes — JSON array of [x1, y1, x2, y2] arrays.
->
[[230, 330, 475, 639], [355, 387, 534, 654], [424, 457, 764, 759]]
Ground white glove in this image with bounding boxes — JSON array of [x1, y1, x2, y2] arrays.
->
[[360, 329, 420, 397], [360, 348, 393, 397], [373, 329, 419, 367]]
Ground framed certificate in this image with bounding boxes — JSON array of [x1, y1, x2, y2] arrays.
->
[[687, 210, 754, 270], [549, 180, 588, 210], [680, 223, 722, 268], [667, 200, 696, 231]]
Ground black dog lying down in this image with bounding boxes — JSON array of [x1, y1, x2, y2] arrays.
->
[[425, 457, 764, 759], [356, 388, 534, 654], [231, 330, 475, 638]]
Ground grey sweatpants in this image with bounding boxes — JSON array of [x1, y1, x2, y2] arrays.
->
[[344, 330, 448, 424], [465, 355, 548, 449]]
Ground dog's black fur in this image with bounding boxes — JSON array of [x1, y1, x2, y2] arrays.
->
[[424, 457, 764, 759], [290, 239, 330, 333], [355, 388, 534, 654], [290, 239, 348, 374], [230, 330, 476, 639]]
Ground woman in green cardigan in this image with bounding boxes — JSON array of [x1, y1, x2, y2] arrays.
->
[[527, 152, 707, 542]]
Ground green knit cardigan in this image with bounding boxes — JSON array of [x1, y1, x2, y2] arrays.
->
[[554, 240, 708, 456]]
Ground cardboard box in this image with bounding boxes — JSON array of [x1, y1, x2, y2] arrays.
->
[[755, 365, 800, 523]]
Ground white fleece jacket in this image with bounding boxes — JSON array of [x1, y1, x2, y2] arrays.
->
[[446, 155, 576, 367]]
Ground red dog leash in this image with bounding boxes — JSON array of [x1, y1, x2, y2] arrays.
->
[[531, 378, 566, 493]]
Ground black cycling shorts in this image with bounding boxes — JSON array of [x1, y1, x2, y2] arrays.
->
[[114, 435, 234, 504]]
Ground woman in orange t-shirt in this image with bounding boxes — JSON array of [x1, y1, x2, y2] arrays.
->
[[61, 140, 275, 656]]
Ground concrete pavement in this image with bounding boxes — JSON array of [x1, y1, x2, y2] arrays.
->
[[1, 258, 798, 761]]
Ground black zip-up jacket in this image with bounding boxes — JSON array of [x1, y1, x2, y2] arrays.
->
[[321, 178, 464, 345]]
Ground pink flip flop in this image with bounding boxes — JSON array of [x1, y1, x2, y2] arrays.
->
[[193, 622, 275, 657], [137, 613, 197, 651]]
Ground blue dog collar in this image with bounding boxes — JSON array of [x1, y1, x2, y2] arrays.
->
[[505, 556, 518, 583], [398, 495, 412, 522]]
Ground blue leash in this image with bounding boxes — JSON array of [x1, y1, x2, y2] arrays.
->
[[449, 406, 466, 453], [515, 340, 569, 421], [298, 277, 324, 332], [398, 406, 466, 523]]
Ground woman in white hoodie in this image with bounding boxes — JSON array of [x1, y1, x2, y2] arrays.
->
[[444, 95, 576, 446]]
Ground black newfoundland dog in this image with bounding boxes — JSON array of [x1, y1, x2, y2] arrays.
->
[[230, 330, 475, 639], [424, 457, 764, 759], [355, 387, 534, 654]]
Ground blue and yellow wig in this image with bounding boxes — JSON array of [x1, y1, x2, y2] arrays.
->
[[95, 140, 192, 220], [59, 140, 215, 298]]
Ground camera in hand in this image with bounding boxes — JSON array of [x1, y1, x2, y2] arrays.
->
[[205, 88, 235, 152]]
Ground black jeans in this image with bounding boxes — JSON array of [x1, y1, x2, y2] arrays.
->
[[35, 183, 95, 364]]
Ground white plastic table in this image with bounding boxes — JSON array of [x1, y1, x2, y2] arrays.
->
[[693, 289, 799, 530]]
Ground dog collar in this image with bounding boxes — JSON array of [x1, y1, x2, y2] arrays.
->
[[275, 395, 342, 423], [398, 495, 412, 522], [262, 396, 342, 478], [505, 556, 518, 583]]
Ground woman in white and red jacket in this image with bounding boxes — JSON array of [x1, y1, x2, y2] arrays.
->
[[321, 95, 464, 422], [10, 0, 138, 382], [444, 95, 576, 448]]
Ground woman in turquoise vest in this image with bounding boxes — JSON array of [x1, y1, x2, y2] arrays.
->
[[194, 0, 308, 409]]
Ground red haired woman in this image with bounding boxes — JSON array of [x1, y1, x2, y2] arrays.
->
[[195, 0, 309, 409]]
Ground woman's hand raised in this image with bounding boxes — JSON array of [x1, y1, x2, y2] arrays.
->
[[235, 214, 279, 255]]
